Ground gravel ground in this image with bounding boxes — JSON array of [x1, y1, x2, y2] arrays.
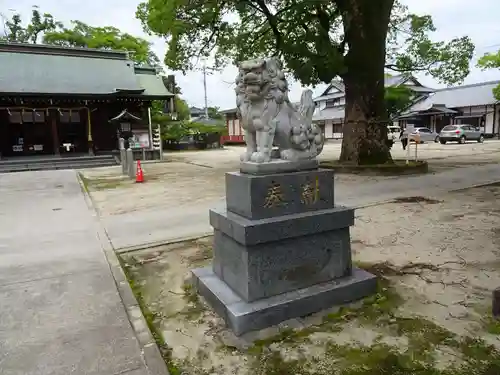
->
[[80, 141, 500, 218], [121, 184, 500, 375]]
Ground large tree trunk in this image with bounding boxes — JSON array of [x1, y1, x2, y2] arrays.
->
[[338, 0, 395, 165]]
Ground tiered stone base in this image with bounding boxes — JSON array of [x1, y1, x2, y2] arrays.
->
[[192, 266, 376, 335], [191, 166, 377, 336]]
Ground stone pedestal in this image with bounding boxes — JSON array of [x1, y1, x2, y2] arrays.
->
[[192, 165, 376, 336]]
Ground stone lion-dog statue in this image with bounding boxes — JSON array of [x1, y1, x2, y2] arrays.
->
[[235, 58, 324, 163]]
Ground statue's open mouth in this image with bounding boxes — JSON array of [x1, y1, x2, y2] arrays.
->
[[245, 80, 261, 86], [243, 71, 262, 86]]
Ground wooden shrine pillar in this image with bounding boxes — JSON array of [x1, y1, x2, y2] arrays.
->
[[87, 108, 94, 156], [50, 112, 60, 156]]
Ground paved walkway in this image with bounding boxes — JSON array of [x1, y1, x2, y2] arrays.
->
[[0, 171, 157, 375], [104, 163, 500, 250]]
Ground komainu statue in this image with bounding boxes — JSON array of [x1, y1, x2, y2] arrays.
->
[[235, 58, 324, 163]]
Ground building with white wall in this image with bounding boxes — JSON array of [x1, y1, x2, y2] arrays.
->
[[398, 81, 500, 136], [312, 75, 434, 139]]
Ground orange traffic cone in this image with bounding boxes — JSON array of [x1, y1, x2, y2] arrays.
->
[[136, 160, 144, 183]]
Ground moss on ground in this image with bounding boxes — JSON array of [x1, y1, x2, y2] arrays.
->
[[121, 252, 500, 375], [481, 315, 500, 335], [78, 172, 127, 191], [177, 282, 207, 320], [120, 255, 184, 375]]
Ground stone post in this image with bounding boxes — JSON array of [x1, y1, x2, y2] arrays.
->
[[493, 288, 500, 317], [120, 149, 127, 175], [126, 148, 135, 179], [119, 138, 127, 175]]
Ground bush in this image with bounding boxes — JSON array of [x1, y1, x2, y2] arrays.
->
[[157, 120, 226, 150]]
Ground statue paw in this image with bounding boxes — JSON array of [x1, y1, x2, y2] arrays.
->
[[250, 151, 271, 163], [280, 149, 295, 160], [240, 151, 253, 162]]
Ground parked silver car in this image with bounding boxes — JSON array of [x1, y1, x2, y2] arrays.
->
[[439, 124, 485, 144], [402, 127, 439, 143]]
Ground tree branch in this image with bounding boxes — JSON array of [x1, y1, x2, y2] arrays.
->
[[196, 2, 227, 59], [253, 0, 283, 52], [385, 60, 439, 73]]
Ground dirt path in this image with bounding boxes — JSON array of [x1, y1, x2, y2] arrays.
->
[[120, 184, 500, 375]]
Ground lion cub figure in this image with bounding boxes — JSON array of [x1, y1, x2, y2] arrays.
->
[[235, 58, 324, 163]]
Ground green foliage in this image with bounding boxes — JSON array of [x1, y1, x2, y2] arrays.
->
[[136, 0, 474, 86], [385, 86, 414, 118], [387, 11, 475, 85], [189, 121, 226, 136], [207, 107, 223, 120], [159, 120, 224, 141], [478, 51, 500, 100], [161, 121, 190, 141], [43, 21, 160, 66], [1, 6, 62, 43], [162, 75, 182, 95], [151, 97, 191, 122], [175, 98, 191, 121], [1, 5, 160, 67]]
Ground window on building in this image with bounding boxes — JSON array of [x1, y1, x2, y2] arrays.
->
[[325, 99, 339, 108], [121, 122, 131, 132]]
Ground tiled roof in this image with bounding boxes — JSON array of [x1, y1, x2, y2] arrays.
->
[[312, 106, 345, 121], [0, 42, 172, 98], [134, 67, 173, 98], [190, 107, 206, 115], [220, 107, 237, 114], [314, 74, 433, 102], [407, 80, 500, 112]]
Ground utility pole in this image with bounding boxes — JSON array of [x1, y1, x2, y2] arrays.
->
[[203, 65, 209, 119]]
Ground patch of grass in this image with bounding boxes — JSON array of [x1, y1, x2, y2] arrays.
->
[[122, 252, 500, 375], [482, 316, 500, 335], [177, 282, 207, 320], [245, 274, 500, 374], [251, 350, 307, 375], [77, 172, 90, 193], [247, 278, 401, 356], [119, 256, 184, 375], [249, 335, 500, 375], [325, 342, 439, 375], [250, 326, 320, 354], [78, 173, 128, 191]]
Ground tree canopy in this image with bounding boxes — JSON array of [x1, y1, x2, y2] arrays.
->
[[1, 5, 160, 67], [477, 51, 500, 100], [136, 0, 474, 86], [136, 0, 475, 165], [1, 6, 61, 44], [43, 21, 160, 67], [385, 86, 414, 119], [151, 97, 191, 123], [207, 106, 224, 120]]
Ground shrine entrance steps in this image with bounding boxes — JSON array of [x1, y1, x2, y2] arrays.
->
[[0, 154, 119, 173]]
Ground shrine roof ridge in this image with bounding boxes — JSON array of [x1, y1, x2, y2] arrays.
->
[[0, 42, 129, 60]]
